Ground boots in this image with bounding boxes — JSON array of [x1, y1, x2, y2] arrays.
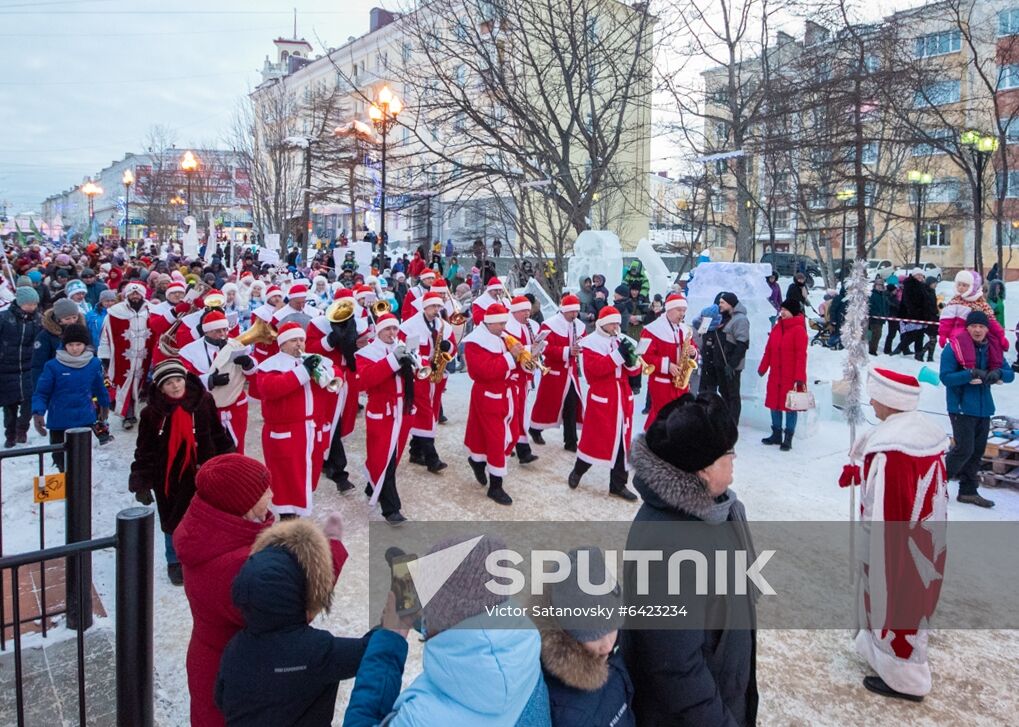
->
[[761, 427, 782, 446], [528, 427, 546, 445], [468, 458, 488, 486], [780, 429, 794, 451], [408, 437, 425, 465], [610, 484, 638, 501], [516, 443, 539, 464], [487, 475, 512, 505]]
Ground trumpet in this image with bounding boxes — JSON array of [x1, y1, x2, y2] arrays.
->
[[504, 334, 550, 375], [636, 356, 656, 376], [302, 354, 343, 392], [326, 298, 355, 324]]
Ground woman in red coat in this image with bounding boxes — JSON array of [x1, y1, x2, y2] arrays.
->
[[758, 298, 808, 451]]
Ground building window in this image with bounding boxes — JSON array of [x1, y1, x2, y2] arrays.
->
[[914, 80, 960, 108], [997, 170, 1019, 198], [864, 54, 880, 73], [915, 30, 961, 58], [808, 188, 828, 209], [1004, 117, 1019, 144], [1001, 64, 1019, 91], [713, 121, 730, 144], [913, 128, 952, 155], [861, 142, 879, 164], [711, 194, 725, 213], [402, 42, 413, 64], [923, 222, 949, 247], [1000, 8, 1019, 36], [714, 159, 727, 176], [925, 178, 960, 204], [771, 208, 790, 230]]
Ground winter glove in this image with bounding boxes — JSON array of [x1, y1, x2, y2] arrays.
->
[[985, 369, 1002, 385], [33, 414, 47, 436], [134, 488, 154, 506], [302, 354, 323, 374], [233, 355, 255, 371], [969, 368, 988, 382], [617, 338, 636, 367], [100, 358, 110, 373], [207, 370, 230, 388], [327, 329, 343, 349]]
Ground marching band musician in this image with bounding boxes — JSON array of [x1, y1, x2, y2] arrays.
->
[[463, 303, 520, 505], [148, 280, 187, 367], [100, 281, 151, 430], [272, 282, 317, 328], [305, 287, 370, 494], [354, 313, 419, 525], [567, 306, 640, 501], [401, 267, 436, 320], [353, 284, 377, 337], [247, 284, 285, 367], [174, 288, 230, 352], [504, 295, 541, 465], [177, 309, 256, 454], [529, 294, 585, 451], [399, 291, 454, 473], [637, 292, 696, 430], [470, 277, 507, 325], [255, 321, 338, 518]]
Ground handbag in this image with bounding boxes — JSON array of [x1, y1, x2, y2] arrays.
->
[[785, 384, 815, 411]]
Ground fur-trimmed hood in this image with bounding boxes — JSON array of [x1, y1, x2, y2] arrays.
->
[[533, 592, 611, 692], [631, 436, 720, 520], [231, 519, 335, 633], [40, 307, 86, 337]]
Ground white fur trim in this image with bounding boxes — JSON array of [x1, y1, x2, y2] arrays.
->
[[597, 313, 621, 327], [867, 370, 921, 412], [484, 311, 509, 324], [277, 326, 307, 345]]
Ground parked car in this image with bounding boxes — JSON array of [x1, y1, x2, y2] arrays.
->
[[867, 258, 896, 281], [893, 262, 943, 282], [760, 252, 822, 288]]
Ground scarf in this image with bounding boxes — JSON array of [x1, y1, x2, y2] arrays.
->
[[947, 294, 994, 319], [55, 350, 94, 369], [950, 332, 1003, 372], [163, 403, 196, 497]]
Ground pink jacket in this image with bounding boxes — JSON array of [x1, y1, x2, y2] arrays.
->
[[938, 297, 1008, 350]]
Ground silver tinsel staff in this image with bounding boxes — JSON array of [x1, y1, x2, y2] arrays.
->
[[841, 258, 870, 584]]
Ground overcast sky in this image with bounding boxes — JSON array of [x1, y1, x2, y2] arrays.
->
[[0, 0, 384, 212]]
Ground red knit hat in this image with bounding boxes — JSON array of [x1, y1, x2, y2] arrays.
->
[[560, 294, 580, 312], [265, 285, 283, 300], [486, 277, 504, 291], [665, 293, 687, 311], [421, 291, 444, 308], [419, 268, 437, 281], [868, 367, 921, 412], [287, 283, 308, 299], [430, 277, 449, 293], [484, 303, 509, 324], [201, 309, 229, 332], [196, 454, 272, 516], [375, 312, 399, 332], [334, 287, 354, 300], [597, 306, 621, 328], [510, 295, 530, 313], [277, 321, 306, 345]]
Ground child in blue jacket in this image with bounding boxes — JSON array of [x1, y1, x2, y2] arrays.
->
[[31, 323, 110, 470]]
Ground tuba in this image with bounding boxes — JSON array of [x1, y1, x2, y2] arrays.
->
[[326, 298, 355, 324], [370, 299, 391, 321]]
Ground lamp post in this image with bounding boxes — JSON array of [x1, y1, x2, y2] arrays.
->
[[180, 150, 199, 216], [835, 187, 855, 283], [122, 168, 135, 246], [368, 85, 402, 265], [81, 179, 103, 228], [960, 129, 999, 274], [906, 170, 933, 267]]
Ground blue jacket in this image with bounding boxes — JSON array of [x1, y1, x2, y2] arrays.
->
[[31, 355, 108, 429], [939, 340, 1014, 418], [344, 612, 551, 727], [85, 307, 108, 352], [32, 308, 89, 386], [0, 304, 43, 406], [541, 632, 635, 727], [216, 544, 369, 726]]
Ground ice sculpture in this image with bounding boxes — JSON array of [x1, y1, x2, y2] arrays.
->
[[520, 277, 558, 321], [635, 238, 675, 300], [566, 230, 624, 292], [347, 241, 374, 277], [181, 216, 199, 258]]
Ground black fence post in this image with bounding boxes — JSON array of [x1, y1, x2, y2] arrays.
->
[[64, 427, 93, 631], [116, 506, 154, 727]]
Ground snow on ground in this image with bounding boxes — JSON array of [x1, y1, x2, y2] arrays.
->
[[3, 276, 1019, 725]]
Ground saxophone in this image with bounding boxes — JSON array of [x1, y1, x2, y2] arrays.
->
[[674, 336, 698, 390], [427, 319, 454, 383]]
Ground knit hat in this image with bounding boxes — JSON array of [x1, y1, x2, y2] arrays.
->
[[867, 368, 921, 412], [123, 282, 146, 298], [165, 281, 186, 297], [560, 294, 580, 312], [421, 291, 444, 308], [276, 321, 306, 345], [16, 275, 32, 287], [549, 548, 625, 642], [419, 268, 437, 281], [65, 279, 87, 298], [60, 323, 91, 346], [27, 270, 42, 284], [719, 292, 739, 308], [15, 286, 39, 306], [333, 287, 354, 301], [646, 393, 738, 473], [195, 453, 272, 516], [52, 298, 79, 320], [483, 303, 509, 324], [596, 306, 621, 328], [374, 312, 400, 332], [98, 289, 117, 304], [665, 293, 687, 312], [429, 278, 449, 294], [486, 277, 504, 291], [287, 283, 308, 299], [152, 358, 187, 389], [780, 297, 802, 316], [422, 534, 508, 637], [201, 309, 229, 332], [509, 295, 530, 313], [81, 267, 96, 277], [965, 310, 990, 328], [613, 284, 630, 298], [265, 285, 283, 301]]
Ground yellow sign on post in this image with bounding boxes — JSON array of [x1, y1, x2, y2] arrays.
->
[[33, 473, 66, 503]]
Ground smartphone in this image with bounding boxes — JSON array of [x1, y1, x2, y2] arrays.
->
[[390, 552, 421, 617]]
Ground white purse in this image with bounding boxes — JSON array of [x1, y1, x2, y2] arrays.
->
[[785, 385, 815, 411]]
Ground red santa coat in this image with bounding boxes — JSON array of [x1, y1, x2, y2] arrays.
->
[[98, 300, 150, 416], [248, 302, 281, 363], [463, 325, 516, 476], [851, 410, 949, 697], [399, 311, 456, 439], [147, 300, 177, 367], [355, 339, 414, 505], [577, 332, 640, 469], [179, 338, 253, 455], [637, 316, 696, 431], [530, 313, 585, 430], [400, 284, 427, 320], [306, 315, 370, 442], [255, 352, 324, 517], [470, 290, 502, 325], [757, 314, 808, 412], [505, 316, 540, 447]]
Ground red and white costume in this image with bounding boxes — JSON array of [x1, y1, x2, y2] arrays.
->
[[272, 284, 319, 326], [637, 294, 695, 431], [174, 289, 233, 351], [98, 283, 151, 417], [530, 298, 585, 430], [577, 308, 641, 469], [355, 316, 413, 505], [249, 286, 285, 365], [399, 294, 456, 440], [401, 268, 436, 320], [147, 282, 185, 367], [254, 323, 334, 517], [463, 306, 517, 476], [471, 277, 506, 325], [504, 297, 541, 448], [851, 368, 949, 698], [178, 311, 253, 454]]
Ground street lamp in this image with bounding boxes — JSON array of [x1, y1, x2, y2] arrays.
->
[[180, 150, 199, 215], [960, 129, 999, 273], [81, 179, 103, 226], [122, 168, 135, 245], [368, 85, 402, 265], [835, 187, 855, 283], [906, 170, 933, 267]]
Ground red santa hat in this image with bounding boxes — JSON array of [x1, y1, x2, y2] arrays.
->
[[265, 285, 283, 300], [665, 293, 688, 311], [276, 321, 307, 345], [240, 271, 254, 281], [422, 291, 444, 308], [560, 294, 581, 313], [486, 277, 504, 292], [868, 367, 921, 412], [123, 281, 146, 298], [201, 309, 229, 332], [333, 287, 354, 301], [430, 277, 449, 293], [483, 303, 510, 324], [419, 268, 437, 281], [165, 281, 186, 296], [203, 289, 225, 308], [510, 295, 530, 313], [375, 312, 400, 333], [354, 284, 373, 300], [596, 305, 621, 328], [287, 283, 308, 299]]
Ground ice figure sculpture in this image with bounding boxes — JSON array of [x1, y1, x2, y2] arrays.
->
[[520, 277, 558, 321], [182, 216, 199, 258], [566, 230, 623, 292], [635, 238, 675, 300], [347, 241, 373, 277]]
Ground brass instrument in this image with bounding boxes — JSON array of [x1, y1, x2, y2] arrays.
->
[[504, 334, 550, 375], [302, 354, 343, 392], [674, 335, 698, 390], [427, 320, 454, 383], [209, 319, 279, 408], [370, 299, 392, 320], [636, 356, 656, 376], [236, 317, 278, 347], [448, 310, 467, 326], [326, 298, 355, 324], [158, 282, 210, 357]]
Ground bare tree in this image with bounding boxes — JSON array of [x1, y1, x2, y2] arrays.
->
[[138, 125, 179, 239]]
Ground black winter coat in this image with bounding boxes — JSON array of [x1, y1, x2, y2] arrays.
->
[[621, 437, 758, 727], [128, 374, 234, 533], [900, 277, 938, 322], [0, 304, 43, 406]]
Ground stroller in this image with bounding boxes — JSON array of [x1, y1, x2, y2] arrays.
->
[[809, 316, 842, 349]]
